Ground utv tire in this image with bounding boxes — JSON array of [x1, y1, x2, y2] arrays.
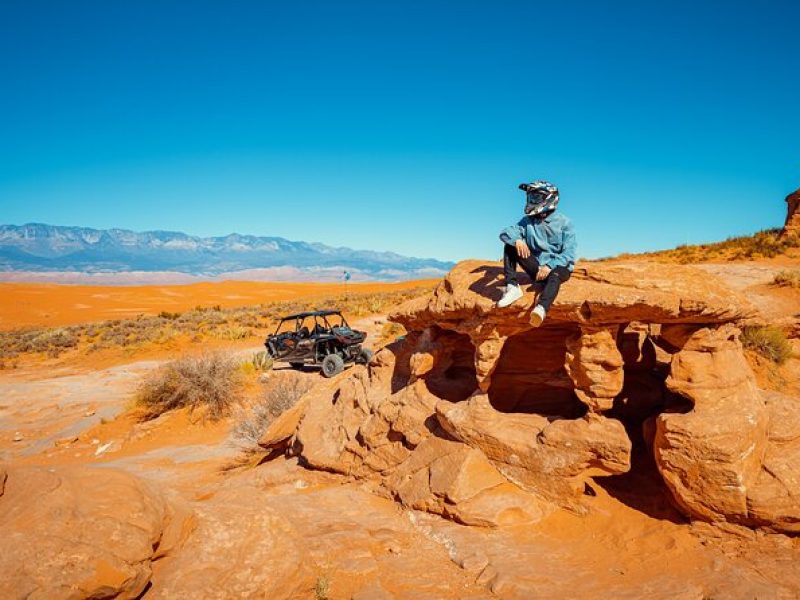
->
[[321, 354, 344, 378], [357, 348, 373, 365], [289, 362, 304, 370]]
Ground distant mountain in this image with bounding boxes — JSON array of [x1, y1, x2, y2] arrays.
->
[[0, 224, 453, 283]]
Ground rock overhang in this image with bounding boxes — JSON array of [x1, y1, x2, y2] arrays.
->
[[389, 260, 756, 332]]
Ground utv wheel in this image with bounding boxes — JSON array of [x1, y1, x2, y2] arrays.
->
[[357, 348, 373, 365], [321, 354, 344, 378], [289, 362, 304, 370]]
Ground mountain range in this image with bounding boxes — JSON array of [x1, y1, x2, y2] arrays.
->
[[0, 224, 453, 283]]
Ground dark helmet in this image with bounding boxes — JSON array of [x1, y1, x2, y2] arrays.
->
[[519, 180, 559, 217]]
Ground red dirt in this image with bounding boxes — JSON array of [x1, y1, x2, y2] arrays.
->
[[0, 279, 438, 330]]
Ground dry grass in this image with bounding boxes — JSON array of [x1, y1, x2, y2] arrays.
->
[[741, 326, 793, 365], [599, 229, 800, 264], [250, 350, 273, 372], [379, 321, 406, 343], [231, 376, 313, 452], [315, 575, 330, 600], [0, 284, 434, 363], [0, 326, 80, 359], [136, 352, 244, 420], [773, 270, 800, 288]]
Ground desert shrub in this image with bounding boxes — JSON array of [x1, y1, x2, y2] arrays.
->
[[250, 350, 273, 372], [158, 310, 181, 320], [41, 328, 79, 350], [315, 576, 330, 600], [136, 352, 244, 420], [231, 376, 313, 451], [773, 270, 800, 289], [0, 327, 80, 358], [210, 325, 251, 340], [741, 326, 793, 365]]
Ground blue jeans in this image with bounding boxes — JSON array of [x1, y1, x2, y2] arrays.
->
[[503, 243, 571, 312]]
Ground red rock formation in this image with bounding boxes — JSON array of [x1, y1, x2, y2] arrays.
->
[[655, 325, 769, 524], [784, 188, 800, 236], [0, 465, 192, 599], [260, 259, 800, 533]]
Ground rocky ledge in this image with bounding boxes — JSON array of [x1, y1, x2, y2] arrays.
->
[[261, 260, 800, 533]]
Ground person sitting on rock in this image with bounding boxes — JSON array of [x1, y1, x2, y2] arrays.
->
[[496, 180, 576, 326]]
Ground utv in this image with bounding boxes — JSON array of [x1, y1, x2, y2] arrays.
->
[[264, 310, 372, 377]]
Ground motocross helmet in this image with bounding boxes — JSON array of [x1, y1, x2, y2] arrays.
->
[[519, 180, 559, 217]]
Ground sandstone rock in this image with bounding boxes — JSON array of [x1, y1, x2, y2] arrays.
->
[[745, 391, 800, 533], [392, 260, 754, 329], [0, 465, 191, 599], [436, 395, 630, 504], [258, 393, 311, 450], [390, 260, 754, 391], [655, 325, 771, 525], [150, 480, 312, 599], [387, 434, 549, 526], [256, 259, 800, 533], [784, 187, 800, 236], [564, 326, 624, 411], [352, 580, 395, 600]]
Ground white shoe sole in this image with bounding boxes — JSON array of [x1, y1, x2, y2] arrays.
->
[[497, 288, 523, 308], [529, 309, 545, 327]]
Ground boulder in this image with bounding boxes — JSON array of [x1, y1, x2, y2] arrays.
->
[[259, 393, 312, 450], [784, 187, 800, 236], [435, 394, 631, 504], [386, 435, 550, 526], [654, 326, 800, 532], [654, 325, 769, 523], [745, 391, 800, 533], [0, 465, 191, 599]]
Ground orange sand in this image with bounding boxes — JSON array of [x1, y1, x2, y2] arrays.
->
[[0, 279, 438, 330]]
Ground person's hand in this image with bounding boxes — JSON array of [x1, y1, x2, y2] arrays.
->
[[515, 239, 531, 259], [536, 265, 552, 281]]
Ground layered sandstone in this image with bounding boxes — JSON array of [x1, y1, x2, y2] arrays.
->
[[261, 260, 800, 533], [785, 187, 800, 236]]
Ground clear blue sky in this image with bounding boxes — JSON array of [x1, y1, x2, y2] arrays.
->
[[1, 0, 798, 262]]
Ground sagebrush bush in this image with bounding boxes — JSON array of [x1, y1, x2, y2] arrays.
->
[[136, 352, 244, 420], [251, 350, 273, 372], [210, 325, 251, 340], [0, 326, 80, 359], [773, 270, 800, 289], [741, 326, 793, 365], [232, 376, 313, 451]]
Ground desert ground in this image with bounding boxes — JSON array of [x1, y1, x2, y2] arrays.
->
[[1, 249, 799, 599], [0, 279, 440, 330]]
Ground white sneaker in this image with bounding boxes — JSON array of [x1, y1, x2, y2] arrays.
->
[[497, 283, 523, 308], [529, 304, 546, 327]]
